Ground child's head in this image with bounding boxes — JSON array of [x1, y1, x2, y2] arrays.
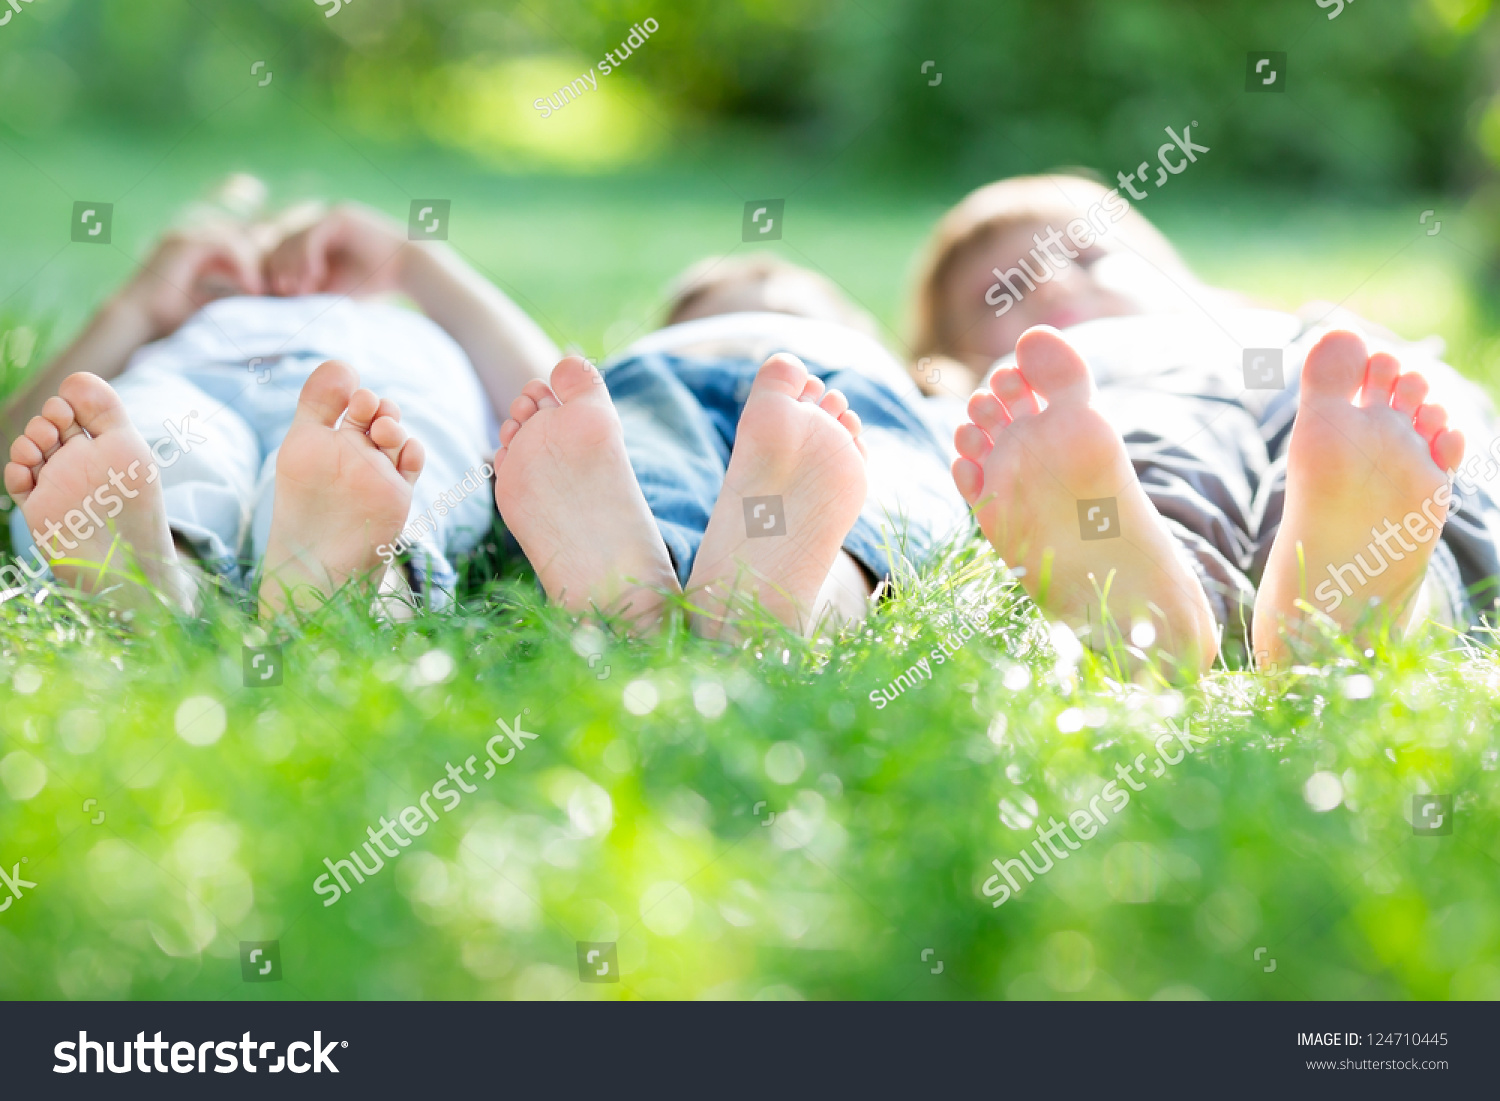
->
[[910, 174, 1201, 380], [665, 254, 878, 335]]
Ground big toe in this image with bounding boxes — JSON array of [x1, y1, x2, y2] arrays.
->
[[1301, 330, 1368, 401], [293, 360, 360, 428], [751, 353, 811, 400], [549, 355, 608, 402], [1014, 327, 1094, 406], [57, 372, 132, 436]]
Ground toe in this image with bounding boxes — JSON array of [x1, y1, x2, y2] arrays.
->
[[498, 418, 521, 448], [799, 376, 826, 404], [57, 372, 134, 438], [549, 355, 605, 402], [374, 397, 402, 424], [24, 415, 60, 459], [751, 353, 810, 400], [1358, 353, 1400, 408], [395, 436, 425, 487], [837, 409, 863, 437], [818, 389, 849, 419], [955, 423, 993, 462], [522, 378, 561, 411], [968, 390, 1012, 433], [341, 388, 381, 434], [989, 366, 1039, 418], [1301, 330, 1368, 401], [10, 433, 44, 472], [41, 395, 84, 443], [369, 415, 409, 463], [1391, 371, 1429, 417], [1414, 402, 1449, 444], [293, 360, 360, 428], [952, 458, 984, 504], [1014, 326, 1094, 406], [509, 394, 540, 423], [4, 460, 35, 503], [1432, 427, 1465, 472]]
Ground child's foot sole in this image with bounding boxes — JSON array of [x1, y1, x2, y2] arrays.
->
[[687, 353, 868, 638], [259, 360, 424, 617], [953, 327, 1217, 672], [493, 356, 680, 628], [4, 372, 190, 612], [1252, 330, 1464, 664]]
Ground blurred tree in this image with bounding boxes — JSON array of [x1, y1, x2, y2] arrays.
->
[[2, 0, 1495, 195], [813, 0, 1492, 195]]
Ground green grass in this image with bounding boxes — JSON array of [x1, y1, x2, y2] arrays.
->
[[2, 539, 1498, 1000], [2, 119, 1499, 1000]]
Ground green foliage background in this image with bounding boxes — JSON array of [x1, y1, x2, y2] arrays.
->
[[5, 0, 1500, 190]]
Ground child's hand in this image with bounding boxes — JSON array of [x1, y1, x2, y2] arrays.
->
[[114, 222, 265, 341], [262, 204, 410, 298]]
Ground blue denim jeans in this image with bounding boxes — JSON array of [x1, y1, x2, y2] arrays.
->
[[602, 349, 969, 586]]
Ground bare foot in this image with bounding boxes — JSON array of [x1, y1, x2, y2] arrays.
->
[[1252, 330, 1465, 665], [952, 327, 1217, 672], [3, 372, 192, 612], [494, 356, 681, 628], [687, 353, 868, 638], [259, 360, 424, 617]]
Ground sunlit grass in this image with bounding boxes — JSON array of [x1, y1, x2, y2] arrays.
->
[[0, 530, 1497, 1000]]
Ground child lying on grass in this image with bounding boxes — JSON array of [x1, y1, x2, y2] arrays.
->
[[489, 254, 967, 639], [3, 178, 558, 618], [3, 184, 966, 644], [909, 174, 1500, 673]]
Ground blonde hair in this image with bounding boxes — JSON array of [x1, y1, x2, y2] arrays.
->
[[665, 254, 876, 334], [907, 174, 1192, 391]]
